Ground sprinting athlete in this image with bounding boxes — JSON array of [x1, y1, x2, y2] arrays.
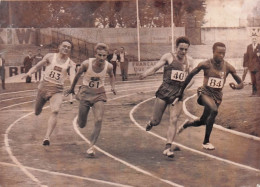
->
[[139, 36, 194, 158], [65, 43, 116, 157], [176, 42, 243, 150], [22, 40, 76, 146]]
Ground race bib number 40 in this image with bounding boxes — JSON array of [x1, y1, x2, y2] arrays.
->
[[171, 70, 186, 82], [207, 77, 224, 88]]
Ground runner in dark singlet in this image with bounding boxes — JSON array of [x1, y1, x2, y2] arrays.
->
[[176, 42, 243, 150], [139, 36, 194, 157]]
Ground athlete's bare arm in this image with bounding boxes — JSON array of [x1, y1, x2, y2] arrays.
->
[[107, 63, 116, 95], [185, 56, 195, 90], [65, 60, 88, 96], [177, 62, 206, 99], [21, 53, 51, 79], [139, 53, 171, 80], [228, 64, 244, 90], [68, 60, 76, 84]]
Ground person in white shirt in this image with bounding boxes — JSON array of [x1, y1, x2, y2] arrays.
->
[[22, 40, 76, 146], [65, 43, 116, 157]]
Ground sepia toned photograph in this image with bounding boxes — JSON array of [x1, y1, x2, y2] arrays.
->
[[0, 0, 259, 186]]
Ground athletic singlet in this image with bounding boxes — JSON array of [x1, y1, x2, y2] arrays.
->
[[163, 53, 189, 85], [203, 59, 227, 91], [43, 53, 71, 85], [82, 58, 108, 89]]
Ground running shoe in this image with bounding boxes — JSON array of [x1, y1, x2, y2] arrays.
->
[[163, 148, 174, 158], [202, 143, 215, 150], [145, 121, 153, 131], [42, 138, 50, 146], [177, 119, 189, 134], [87, 147, 96, 157]]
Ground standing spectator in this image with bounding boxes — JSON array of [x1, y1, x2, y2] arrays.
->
[[23, 51, 34, 83], [241, 53, 249, 83], [244, 34, 260, 96], [107, 49, 119, 77], [0, 54, 5, 90], [119, 47, 128, 81], [34, 49, 44, 82]]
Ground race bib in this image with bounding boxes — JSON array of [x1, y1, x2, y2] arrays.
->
[[48, 70, 61, 81], [171, 70, 186, 82], [88, 77, 101, 88], [207, 77, 224, 88]]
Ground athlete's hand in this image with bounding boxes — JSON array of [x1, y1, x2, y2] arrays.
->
[[64, 88, 75, 96], [139, 74, 145, 80], [111, 88, 116, 95], [229, 83, 236, 89]]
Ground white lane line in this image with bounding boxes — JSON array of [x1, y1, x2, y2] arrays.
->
[[73, 100, 183, 187], [0, 85, 159, 111], [3, 86, 157, 186], [0, 161, 133, 187], [4, 111, 45, 187], [0, 79, 160, 97], [0, 89, 36, 96], [0, 95, 36, 103], [183, 94, 260, 141], [129, 97, 260, 173]]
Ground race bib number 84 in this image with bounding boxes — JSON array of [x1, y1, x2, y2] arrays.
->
[[207, 77, 224, 88], [171, 70, 186, 82]]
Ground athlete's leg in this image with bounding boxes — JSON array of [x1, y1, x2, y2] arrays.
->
[[44, 93, 63, 141], [77, 100, 91, 128], [146, 98, 167, 131], [163, 101, 182, 157], [35, 93, 47, 116], [167, 101, 183, 144], [182, 106, 210, 129], [89, 101, 105, 147], [199, 94, 219, 145]]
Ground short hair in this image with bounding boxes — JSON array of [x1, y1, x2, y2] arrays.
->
[[94, 43, 109, 53], [59, 39, 74, 50], [176, 36, 190, 47], [212, 42, 226, 52]]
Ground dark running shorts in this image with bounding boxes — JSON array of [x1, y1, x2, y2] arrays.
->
[[155, 82, 181, 104], [76, 85, 107, 107], [197, 86, 223, 106]]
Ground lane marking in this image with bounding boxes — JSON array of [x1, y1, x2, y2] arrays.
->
[[183, 94, 260, 141], [73, 92, 183, 187], [0, 85, 159, 111], [4, 111, 45, 187], [0, 161, 133, 187], [129, 96, 260, 173], [3, 85, 157, 186]]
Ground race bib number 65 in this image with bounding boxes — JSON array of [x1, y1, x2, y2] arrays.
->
[[207, 77, 224, 88], [171, 70, 186, 82]]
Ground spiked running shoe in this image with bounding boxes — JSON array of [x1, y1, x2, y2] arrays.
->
[[163, 148, 174, 158], [202, 143, 215, 150], [42, 138, 50, 146]]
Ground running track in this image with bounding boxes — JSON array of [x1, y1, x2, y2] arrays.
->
[[0, 76, 259, 187]]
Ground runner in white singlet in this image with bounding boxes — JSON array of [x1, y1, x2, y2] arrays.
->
[[22, 40, 76, 146]]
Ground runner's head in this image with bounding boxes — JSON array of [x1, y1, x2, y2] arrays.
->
[[175, 36, 190, 60], [95, 43, 109, 63], [58, 40, 73, 56], [212, 42, 226, 63]]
